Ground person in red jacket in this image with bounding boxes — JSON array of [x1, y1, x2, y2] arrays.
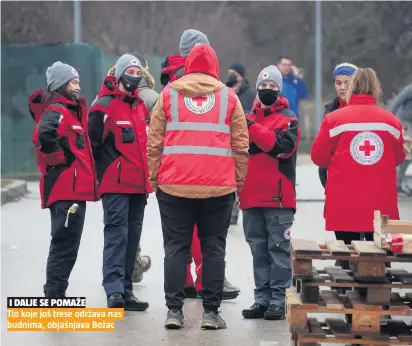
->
[[160, 29, 240, 300], [240, 65, 301, 321], [311, 68, 405, 244], [88, 54, 151, 311], [29, 61, 98, 297]]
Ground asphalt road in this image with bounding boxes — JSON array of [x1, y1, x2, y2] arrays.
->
[[1, 181, 412, 346]]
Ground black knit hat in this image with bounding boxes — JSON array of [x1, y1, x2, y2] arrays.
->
[[228, 62, 245, 77]]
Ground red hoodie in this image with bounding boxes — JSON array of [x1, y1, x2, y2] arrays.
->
[[88, 76, 152, 197], [240, 96, 301, 210], [160, 55, 187, 89], [28, 89, 98, 208]]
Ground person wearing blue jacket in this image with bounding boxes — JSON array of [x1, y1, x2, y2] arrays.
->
[[278, 56, 308, 119]]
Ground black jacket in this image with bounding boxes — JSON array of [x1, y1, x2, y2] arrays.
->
[[237, 80, 256, 115], [318, 97, 341, 188]]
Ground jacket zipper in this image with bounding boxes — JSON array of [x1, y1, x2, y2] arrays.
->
[[130, 101, 147, 192], [117, 161, 121, 184], [73, 168, 77, 191], [278, 179, 283, 208]]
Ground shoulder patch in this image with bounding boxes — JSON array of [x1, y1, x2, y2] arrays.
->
[[278, 108, 296, 118], [95, 95, 115, 108]]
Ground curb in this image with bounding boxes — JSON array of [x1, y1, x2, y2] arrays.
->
[[1, 180, 29, 205]]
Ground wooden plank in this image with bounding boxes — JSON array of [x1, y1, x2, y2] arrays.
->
[[366, 288, 391, 305], [306, 318, 326, 339], [351, 261, 386, 281], [374, 230, 390, 251], [324, 266, 354, 283], [387, 269, 412, 284], [405, 292, 412, 301], [326, 240, 351, 256], [325, 318, 352, 339], [352, 241, 387, 257], [382, 320, 412, 342], [292, 240, 322, 255], [320, 290, 344, 309]]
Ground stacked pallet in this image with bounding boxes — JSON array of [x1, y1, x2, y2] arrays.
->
[[287, 239, 412, 346]]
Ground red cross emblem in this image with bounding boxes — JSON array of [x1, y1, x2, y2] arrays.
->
[[192, 96, 208, 107], [262, 72, 269, 79], [131, 59, 138, 65], [359, 140, 376, 156]]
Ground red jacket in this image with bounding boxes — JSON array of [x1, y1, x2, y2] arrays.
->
[[240, 97, 301, 210], [29, 90, 98, 208], [311, 94, 406, 232], [160, 55, 187, 89], [88, 77, 152, 197]]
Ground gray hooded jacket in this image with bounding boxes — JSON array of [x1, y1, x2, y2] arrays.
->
[[388, 83, 412, 135]]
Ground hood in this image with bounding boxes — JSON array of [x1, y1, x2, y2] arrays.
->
[[160, 55, 187, 86], [184, 44, 219, 79], [139, 67, 155, 90], [98, 76, 140, 99], [28, 89, 79, 123], [252, 95, 290, 113]]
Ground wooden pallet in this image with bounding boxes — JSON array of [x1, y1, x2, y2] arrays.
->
[[287, 289, 412, 345]]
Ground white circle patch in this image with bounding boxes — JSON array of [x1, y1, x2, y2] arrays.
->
[[284, 228, 291, 240], [72, 67, 79, 77], [350, 131, 384, 165], [184, 94, 215, 114]]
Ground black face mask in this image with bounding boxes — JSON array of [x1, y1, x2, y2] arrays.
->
[[225, 74, 238, 87], [120, 74, 142, 93], [258, 89, 280, 106], [67, 90, 80, 101]]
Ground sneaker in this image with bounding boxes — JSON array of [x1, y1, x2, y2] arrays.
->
[[124, 295, 149, 311], [107, 293, 125, 308], [165, 309, 184, 329], [264, 305, 285, 320], [196, 287, 239, 300], [201, 310, 227, 330], [242, 303, 268, 319], [132, 255, 152, 283], [184, 285, 198, 299], [224, 278, 241, 293]]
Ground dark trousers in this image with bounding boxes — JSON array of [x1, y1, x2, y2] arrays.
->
[[157, 189, 235, 311], [102, 193, 146, 297], [334, 231, 373, 269], [44, 200, 86, 295], [243, 208, 294, 309]]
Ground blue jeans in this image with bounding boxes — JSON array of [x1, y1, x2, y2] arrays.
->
[[102, 193, 146, 297]]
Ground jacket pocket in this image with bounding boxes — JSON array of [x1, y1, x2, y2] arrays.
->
[[115, 121, 135, 144], [272, 179, 284, 207], [70, 125, 85, 149]]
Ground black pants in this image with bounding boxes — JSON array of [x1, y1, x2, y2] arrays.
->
[[334, 231, 373, 269], [44, 200, 86, 295], [157, 189, 235, 311], [102, 193, 146, 297]]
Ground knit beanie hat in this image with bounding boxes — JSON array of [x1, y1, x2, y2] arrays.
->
[[46, 61, 80, 91], [114, 54, 142, 82], [179, 29, 209, 57], [256, 65, 283, 91], [333, 63, 357, 80], [228, 62, 245, 78]]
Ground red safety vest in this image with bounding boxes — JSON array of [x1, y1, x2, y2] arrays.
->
[[158, 86, 237, 188]]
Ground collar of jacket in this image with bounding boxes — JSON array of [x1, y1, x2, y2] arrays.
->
[[324, 97, 346, 114], [349, 94, 377, 106], [253, 98, 288, 117]]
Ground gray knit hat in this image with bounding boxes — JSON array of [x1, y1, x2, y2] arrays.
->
[[114, 54, 142, 82], [179, 29, 209, 57], [256, 65, 283, 91], [46, 61, 80, 91]]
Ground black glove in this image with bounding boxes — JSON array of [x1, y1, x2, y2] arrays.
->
[[246, 118, 255, 128]]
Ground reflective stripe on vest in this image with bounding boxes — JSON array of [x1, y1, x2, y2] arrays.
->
[[167, 87, 230, 133]]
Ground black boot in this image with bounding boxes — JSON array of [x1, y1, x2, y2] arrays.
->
[[44, 290, 66, 298], [107, 293, 125, 308], [264, 305, 285, 320], [242, 303, 268, 319], [124, 295, 149, 311]]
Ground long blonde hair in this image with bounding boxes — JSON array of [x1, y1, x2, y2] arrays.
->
[[346, 68, 382, 102], [107, 66, 116, 77]]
